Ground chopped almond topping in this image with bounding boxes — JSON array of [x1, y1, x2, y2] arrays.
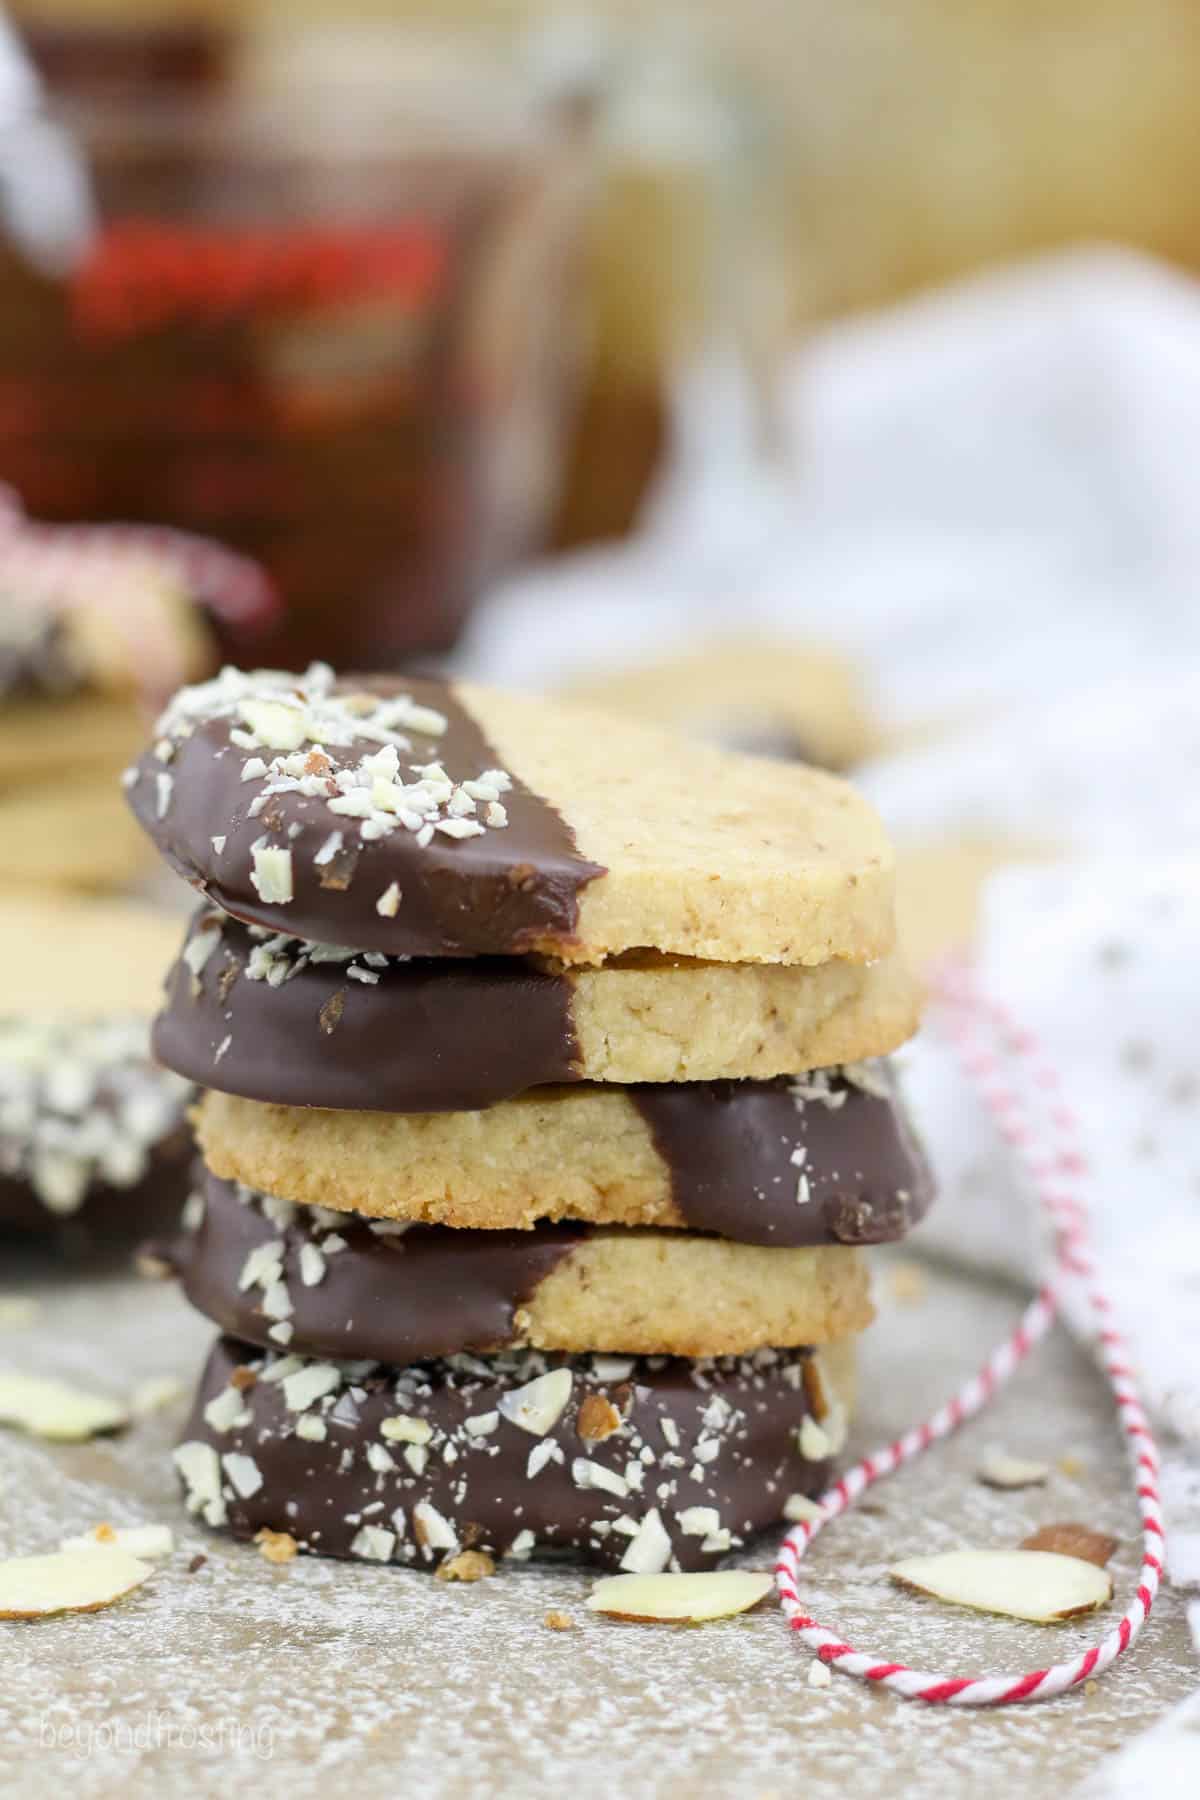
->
[[319, 991, 346, 1036], [576, 1395, 623, 1444], [802, 1356, 831, 1422]]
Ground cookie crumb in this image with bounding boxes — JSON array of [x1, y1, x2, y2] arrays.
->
[[887, 1260, 928, 1305], [544, 1609, 574, 1631], [254, 1529, 299, 1566], [435, 1550, 496, 1584], [187, 1554, 208, 1574], [134, 1251, 173, 1281]]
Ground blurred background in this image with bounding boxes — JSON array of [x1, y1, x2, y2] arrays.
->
[[3, 0, 1200, 948]]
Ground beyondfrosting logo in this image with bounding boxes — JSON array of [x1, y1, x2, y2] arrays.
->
[[38, 1710, 275, 1761]]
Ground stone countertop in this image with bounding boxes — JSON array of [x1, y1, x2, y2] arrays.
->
[[0, 1244, 1194, 1799]]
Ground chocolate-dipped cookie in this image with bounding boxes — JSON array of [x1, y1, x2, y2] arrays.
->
[[124, 664, 895, 967], [155, 906, 921, 1110], [158, 1172, 874, 1360], [195, 1063, 933, 1243], [0, 1017, 193, 1243], [176, 1336, 854, 1573]]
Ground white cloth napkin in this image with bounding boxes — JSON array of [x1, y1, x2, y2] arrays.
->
[[903, 860, 1200, 1590], [462, 247, 1200, 736], [462, 249, 1200, 1728]]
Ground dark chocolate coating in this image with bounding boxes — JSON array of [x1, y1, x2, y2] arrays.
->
[[0, 1129, 193, 1250], [127, 675, 605, 958], [179, 1336, 835, 1572], [154, 907, 581, 1112], [0, 1015, 195, 1250], [168, 1173, 586, 1362], [631, 1069, 934, 1247]]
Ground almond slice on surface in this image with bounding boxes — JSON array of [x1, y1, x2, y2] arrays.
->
[[0, 1371, 128, 1441], [1020, 1523, 1119, 1568], [977, 1450, 1050, 1490], [890, 1549, 1112, 1623], [0, 1548, 152, 1619], [59, 1525, 173, 1560], [585, 1570, 773, 1624]]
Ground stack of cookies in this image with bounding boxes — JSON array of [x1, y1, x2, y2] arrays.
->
[[126, 662, 931, 1575], [0, 484, 275, 893]]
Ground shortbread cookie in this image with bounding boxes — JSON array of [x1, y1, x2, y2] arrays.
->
[[0, 1017, 192, 1239], [157, 906, 920, 1108], [0, 692, 148, 786], [163, 1172, 873, 1358], [563, 638, 877, 770], [0, 895, 185, 1016], [176, 1335, 854, 1573], [196, 1064, 932, 1243], [0, 770, 154, 893], [125, 665, 896, 966]]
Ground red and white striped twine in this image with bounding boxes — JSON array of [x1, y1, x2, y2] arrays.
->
[[0, 482, 277, 631], [774, 958, 1165, 1705]]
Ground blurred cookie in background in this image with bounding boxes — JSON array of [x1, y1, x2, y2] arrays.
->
[[0, 486, 276, 893], [560, 637, 877, 770], [0, 893, 195, 1252], [891, 840, 1054, 979]]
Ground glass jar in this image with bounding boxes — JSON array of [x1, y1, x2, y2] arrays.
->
[[0, 21, 591, 666]]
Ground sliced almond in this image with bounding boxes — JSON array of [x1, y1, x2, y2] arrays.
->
[[977, 1450, 1050, 1490], [59, 1525, 173, 1560], [1020, 1523, 1119, 1568], [890, 1549, 1113, 1622], [0, 1548, 152, 1619], [585, 1570, 773, 1624], [129, 1376, 185, 1418], [0, 1371, 128, 1441], [497, 1368, 572, 1437]]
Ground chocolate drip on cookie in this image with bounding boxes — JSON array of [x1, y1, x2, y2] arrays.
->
[[177, 1337, 839, 1573], [630, 1065, 933, 1247], [170, 1174, 587, 1363], [155, 908, 581, 1112], [126, 668, 605, 957]]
